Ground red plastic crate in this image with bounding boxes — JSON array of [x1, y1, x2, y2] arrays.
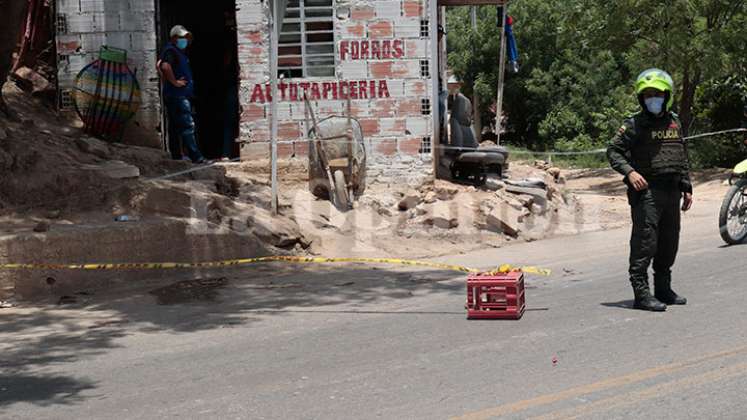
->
[[466, 271, 526, 320]]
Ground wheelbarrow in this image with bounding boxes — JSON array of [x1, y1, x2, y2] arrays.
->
[[304, 96, 367, 211]]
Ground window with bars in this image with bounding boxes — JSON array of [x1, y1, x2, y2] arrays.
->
[[421, 98, 431, 115], [420, 60, 429, 78], [56, 14, 68, 34], [60, 89, 74, 110], [419, 136, 432, 154], [420, 20, 429, 38], [278, 0, 336, 78]]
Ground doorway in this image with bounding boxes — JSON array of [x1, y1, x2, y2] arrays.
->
[[158, 0, 240, 159]]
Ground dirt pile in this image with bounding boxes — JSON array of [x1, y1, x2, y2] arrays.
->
[[222, 157, 583, 259], [0, 85, 309, 255]]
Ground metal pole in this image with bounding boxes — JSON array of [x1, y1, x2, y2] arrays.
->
[[495, 1, 508, 146], [471, 6, 481, 143], [270, 0, 279, 215], [430, 0, 440, 174]]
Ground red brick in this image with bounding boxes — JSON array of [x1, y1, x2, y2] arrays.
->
[[57, 41, 81, 55], [351, 5, 375, 20], [374, 138, 397, 156], [405, 80, 426, 96], [380, 118, 407, 135], [369, 61, 393, 78], [399, 137, 422, 155], [278, 142, 294, 158], [241, 142, 270, 160], [369, 61, 414, 78], [402, 1, 422, 17], [359, 118, 381, 136], [344, 22, 365, 37], [398, 99, 422, 116], [244, 30, 262, 43], [241, 104, 265, 122], [277, 121, 301, 140], [371, 99, 398, 118], [369, 20, 394, 39], [405, 40, 423, 58], [294, 140, 310, 157], [250, 126, 271, 142]]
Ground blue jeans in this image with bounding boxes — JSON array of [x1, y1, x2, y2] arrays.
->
[[165, 96, 204, 162]]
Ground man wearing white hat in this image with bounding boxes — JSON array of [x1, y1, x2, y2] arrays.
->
[[159, 25, 207, 163], [447, 75, 477, 154]]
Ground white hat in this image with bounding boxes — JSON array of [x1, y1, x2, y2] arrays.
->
[[447, 75, 460, 84], [170, 25, 191, 38]]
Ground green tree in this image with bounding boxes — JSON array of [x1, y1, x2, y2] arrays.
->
[[446, 0, 747, 165]]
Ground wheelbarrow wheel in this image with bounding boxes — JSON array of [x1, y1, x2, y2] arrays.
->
[[333, 170, 350, 211]]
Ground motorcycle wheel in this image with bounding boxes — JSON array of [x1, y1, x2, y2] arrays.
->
[[718, 178, 747, 245]]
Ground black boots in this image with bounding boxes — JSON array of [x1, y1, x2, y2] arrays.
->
[[654, 275, 687, 305], [655, 288, 687, 305], [634, 293, 667, 312]]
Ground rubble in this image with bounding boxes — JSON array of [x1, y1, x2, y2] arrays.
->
[[483, 203, 523, 237], [398, 190, 422, 211], [140, 187, 194, 218], [423, 202, 459, 229], [81, 160, 140, 179], [75, 137, 111, 159], [12, 66, 51, 95], [33, 221, 50, 232]]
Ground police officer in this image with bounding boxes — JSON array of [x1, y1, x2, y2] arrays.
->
[[607, 68, 693, 312]]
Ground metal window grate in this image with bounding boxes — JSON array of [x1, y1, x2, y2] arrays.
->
[[420, 60, 430, 78], [278, 0, 336, 78], [56, 14, 68, 34], [419, 136, 432, 154], [420, 20, 429, 38], [421, 98, 431, 115], [60, 89, 74, 110]]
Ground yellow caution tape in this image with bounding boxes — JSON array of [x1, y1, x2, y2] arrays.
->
[[0, 256, 551, 276]]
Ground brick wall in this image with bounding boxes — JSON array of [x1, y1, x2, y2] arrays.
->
[[56, 0, 161, 148], [237, 0, 434, 185]]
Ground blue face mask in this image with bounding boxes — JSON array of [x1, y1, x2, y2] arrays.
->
[[176, 38, 188, 50], [645, 97, 665, 115]]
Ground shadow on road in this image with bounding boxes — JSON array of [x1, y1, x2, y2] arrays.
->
[[0, 263, 463, 408], [0, 374, 95, 409], [600, 300, 635, 310]]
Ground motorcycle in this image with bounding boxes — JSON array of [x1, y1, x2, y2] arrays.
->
[[718, 159, 747, 244]]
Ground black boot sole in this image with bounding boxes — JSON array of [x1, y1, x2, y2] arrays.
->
[[633, 302, 667, 312], [656, 297, 687, 305]]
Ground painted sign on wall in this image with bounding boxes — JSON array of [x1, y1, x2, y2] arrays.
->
[[250, 80, 391, 103], [339, 39, 404, 60]]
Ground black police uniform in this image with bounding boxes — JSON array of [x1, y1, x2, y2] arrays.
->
[[607, 110, 691, 309]]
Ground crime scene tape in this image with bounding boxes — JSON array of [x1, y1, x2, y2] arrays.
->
[[0, 256, 552, 276]]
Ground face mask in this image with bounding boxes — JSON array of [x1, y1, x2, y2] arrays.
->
[[645, 97, 665, 115], [176, 38, 188, 50]]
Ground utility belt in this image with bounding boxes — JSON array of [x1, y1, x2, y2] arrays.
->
[[624, 173, 681, 190], [624, 174, 681, 207]]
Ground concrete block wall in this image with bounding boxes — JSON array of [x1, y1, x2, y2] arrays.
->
[[56, 0, 161, 148], [237, 0, 434, 185]]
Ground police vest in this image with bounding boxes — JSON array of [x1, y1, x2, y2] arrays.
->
[[628, 112, 688, 178], [161, 44, 194, 98]]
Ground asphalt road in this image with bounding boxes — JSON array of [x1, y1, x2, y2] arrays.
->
[[2, 193, 747, 419]]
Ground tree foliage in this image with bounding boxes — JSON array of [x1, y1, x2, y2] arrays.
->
[[446, 0, 747, 166]]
